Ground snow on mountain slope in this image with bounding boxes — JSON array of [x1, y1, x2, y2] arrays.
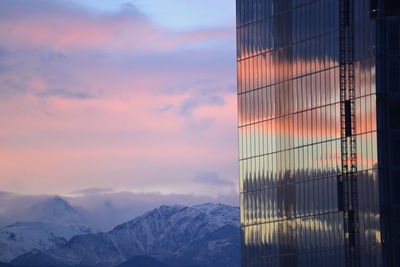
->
[[12, 203, 240, 267], [191, 203, 239, 227], [0, 222, 91, 263], [107, 203, 239, 260], [116, 255, 172, 267], [0, 196, 94, 263]]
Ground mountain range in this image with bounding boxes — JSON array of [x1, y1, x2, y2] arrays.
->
[[0, 197, 240, 267], [0, 197, 93, 263]]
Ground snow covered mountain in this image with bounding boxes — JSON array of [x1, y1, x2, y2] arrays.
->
[[12, 203, 240, 267], [0, 222, 91, 263], [25, 196, 89, 227], [0, 196, 94, 263]]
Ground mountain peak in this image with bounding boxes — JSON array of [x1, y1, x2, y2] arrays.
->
[[113, 203, 239, 234], [31, 196, 77, 216], [156, 204, 186, 213], [26, 197, 88, 227], [42, 196, 72, 208], [192, 202, 232, 210]]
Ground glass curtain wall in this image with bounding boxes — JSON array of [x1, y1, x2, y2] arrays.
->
[[236, 0, 382, 266], [353, 1, 381, 266]]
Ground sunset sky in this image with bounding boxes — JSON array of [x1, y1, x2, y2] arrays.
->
[[0, 0, 238, 202]]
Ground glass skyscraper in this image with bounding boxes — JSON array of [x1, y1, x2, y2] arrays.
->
[[236, 0, 400, 266]]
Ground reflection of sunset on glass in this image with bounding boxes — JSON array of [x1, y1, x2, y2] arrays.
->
[[237, 0, 400, 266]]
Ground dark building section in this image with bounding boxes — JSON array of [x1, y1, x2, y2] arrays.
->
[[376, 0, 400, 266], [236, 0, 399, 266]]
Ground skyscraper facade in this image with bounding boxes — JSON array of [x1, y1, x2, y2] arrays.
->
[[236, 0, 400, 266]]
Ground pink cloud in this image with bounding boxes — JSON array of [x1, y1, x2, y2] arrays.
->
[[0, 57, 237, 196], [0, 1, 233, 52], [0, 0, 237, 197]]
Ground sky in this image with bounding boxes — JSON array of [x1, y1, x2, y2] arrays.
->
[[0, 0, 238, 205]]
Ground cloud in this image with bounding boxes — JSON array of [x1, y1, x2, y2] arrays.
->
[[70, 188, 115, 196], [0, 0, 234, 52], [158, 104, 173, 113], [0, 191, 239, 230], [194, 172, 234, 187], [35, 89, 98, 99], [180, 95, 225, 115], [0, 0, 150, 50], [0, 0, 237, 198]]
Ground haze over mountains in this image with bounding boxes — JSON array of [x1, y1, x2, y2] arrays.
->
[[0, 195, 240, 267], [0, 190, 238, 231], [0, 197, 93, 262]]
